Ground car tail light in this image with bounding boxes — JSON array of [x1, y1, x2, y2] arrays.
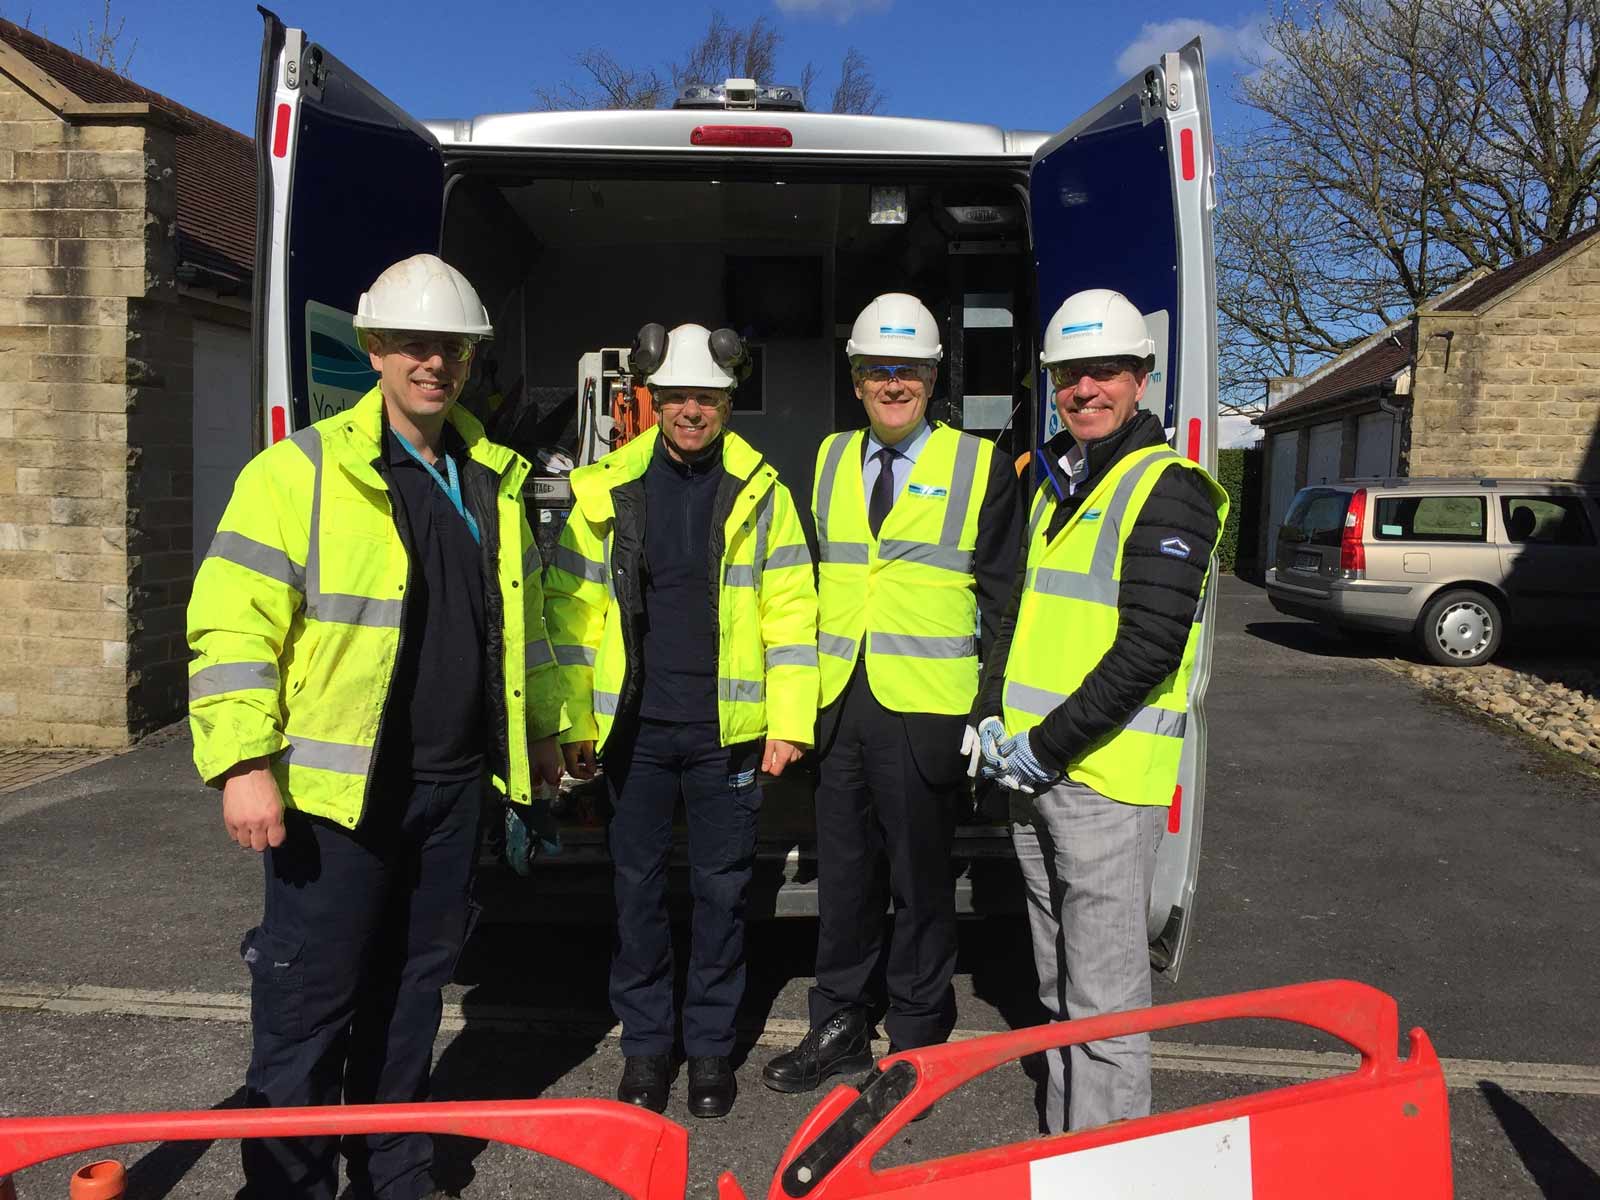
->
[[690, 125, 792, 148], [1341, 487, 1368, 575]]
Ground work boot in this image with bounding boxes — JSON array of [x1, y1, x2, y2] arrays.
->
[[762, 1010, 873, 1093], [687, 1055, 737, 1119], [617, 1054, 675, 1112]]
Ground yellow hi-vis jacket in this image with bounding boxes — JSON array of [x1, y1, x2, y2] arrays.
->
[[813, 424, 996, 714], [1002, 444, 1228, 806], [543, 427, 819, 752], [186, 387, 565, 828]]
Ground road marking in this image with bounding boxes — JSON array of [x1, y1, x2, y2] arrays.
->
[[5, 981, 1599, 1097]]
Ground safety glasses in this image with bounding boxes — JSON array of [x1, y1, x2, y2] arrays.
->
[[853, 362, 932, 385], [1047, 359, 1138, 389], [384, 334, 477, 363]]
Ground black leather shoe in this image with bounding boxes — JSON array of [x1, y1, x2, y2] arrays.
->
[[687, 1055, 736, 1119], [617, 1054, 674, 1112], [762, 1010, 874, 1093]]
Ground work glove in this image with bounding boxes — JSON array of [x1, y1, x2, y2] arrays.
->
[[503, 789, 562, 877], [962, 716, 1005, 778], [996, 730, 1056, 792]]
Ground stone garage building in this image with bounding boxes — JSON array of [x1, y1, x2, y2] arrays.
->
[[1254, 228, 1600, 561], [0, 20, 255, 747]]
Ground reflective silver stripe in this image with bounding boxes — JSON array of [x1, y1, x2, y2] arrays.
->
[[1026, 488, 1053, 545], [870, 632, 975, 659], [603, 531, 616, 602], [308, 592, 403, 628], [280, 734, 371, 776], [1004, 679, 1068, 716], [593, 690, 620, 716], [525, 641, 554, 670], [764, 544, 810, 571], [189, 661, 278, 701], [813, 433, 857, 542], [821, 540, 870, 565], [554, 544, 606, 584], [719, 677, 765, 703], [938, 433, 982, 546], [206, 532, 305, 592], [292, 428, 324, 606], [1028, 566, 1118, 608], [725, 564, 757, 588], [751, 488, 774, 592], [554, 644, 597, 667], [765, 643, 819, 669], [819, 632, 857, 660], [523, 542, 542, 579], [1090, 450, 1182, 578], [877, 540, 975, 573], [1127, 706, 1188, 738]]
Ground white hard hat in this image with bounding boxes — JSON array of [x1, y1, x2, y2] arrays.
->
[[1040, 289, 1153, 366], [352, 254, 494, 338], [645, 323, 737, 390], [845, 293, 942, 361]]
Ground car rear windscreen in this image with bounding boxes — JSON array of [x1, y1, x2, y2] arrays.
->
[[1373, 495, 1486, 541], [1281, 488, 1351, 547]]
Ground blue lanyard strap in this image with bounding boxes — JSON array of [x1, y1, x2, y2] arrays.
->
[[394, 433, 482, 545]]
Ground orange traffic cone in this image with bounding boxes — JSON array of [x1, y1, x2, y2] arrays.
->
[[68, 1159, 125, 1199]]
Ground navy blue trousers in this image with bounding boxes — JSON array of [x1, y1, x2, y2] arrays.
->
[[239, 777, 482, 1200], [605, 719, 761, 1057]]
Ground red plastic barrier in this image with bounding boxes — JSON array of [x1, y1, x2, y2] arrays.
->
[[718, 979, 1452, 1199], [0, 1099, 686, 1200]]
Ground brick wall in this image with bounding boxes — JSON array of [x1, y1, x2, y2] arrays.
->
[[0, 73, 191, 746], [1412, 240, 1600, 480]]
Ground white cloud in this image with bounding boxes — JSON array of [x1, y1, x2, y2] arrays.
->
[[1114, 17, 1268, 77], [1219, 414, 1264, 448], [775, 0, 892, 21]]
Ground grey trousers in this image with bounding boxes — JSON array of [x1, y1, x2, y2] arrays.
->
[[1011, 777, 1165, 1134]]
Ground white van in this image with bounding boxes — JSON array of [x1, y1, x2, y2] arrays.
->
[[251, 12, 1222, 978]]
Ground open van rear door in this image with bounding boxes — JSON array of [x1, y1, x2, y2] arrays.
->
[[1028, 41, 1219, 980], [253, 9, 443, 446]]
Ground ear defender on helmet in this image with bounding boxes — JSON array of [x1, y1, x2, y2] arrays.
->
[[708, 328, 752, 384], [630, 323, 669, 378]]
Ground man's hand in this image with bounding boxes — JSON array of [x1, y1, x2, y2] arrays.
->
[[762, 738, 804, 777], [563, 740, 597, 780], [531, 734, 564, 789], [221, 758, 286, 852]]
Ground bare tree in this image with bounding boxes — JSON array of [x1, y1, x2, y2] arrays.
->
[[72, 0, 137, 76], [1218, 0, 1600, 403], [537, 9, 887, 114]]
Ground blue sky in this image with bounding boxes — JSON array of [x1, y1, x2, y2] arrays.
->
[[16, 0, 1268, 139]]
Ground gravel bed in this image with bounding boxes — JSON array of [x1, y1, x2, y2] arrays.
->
[[1398, 659, 1600, 769]]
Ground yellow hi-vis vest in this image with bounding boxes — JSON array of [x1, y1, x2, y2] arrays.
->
[[813, 424, 995, 714], [186, 387, 566, 828], [1002, 444, 1229, 807], [543, 427, 819, 753]]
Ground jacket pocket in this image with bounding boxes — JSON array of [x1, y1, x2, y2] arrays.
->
[[241, 926, 305, 1040]]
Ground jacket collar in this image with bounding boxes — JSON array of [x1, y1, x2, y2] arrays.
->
[[323, 386, 523, 487], [571, 425, 769, 521], [1044, 410, 1167, 501]]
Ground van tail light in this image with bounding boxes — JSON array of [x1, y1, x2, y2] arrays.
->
[[1341, 487, 1368, 575], [690, 125, 792, 148]]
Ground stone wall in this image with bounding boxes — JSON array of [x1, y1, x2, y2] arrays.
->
[[0, 72, 191, 746], [1412, 240, 1600, 480]]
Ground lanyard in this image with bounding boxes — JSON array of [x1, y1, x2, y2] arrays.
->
[[394, 433, 481, 545]]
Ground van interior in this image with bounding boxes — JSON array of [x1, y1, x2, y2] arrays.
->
[[439, 168, 1037, 504]]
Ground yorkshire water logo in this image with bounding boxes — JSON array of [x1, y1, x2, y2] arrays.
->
[[1060, 321, 1104, 338], [879, 325, 917, 337], [1160, 536, 1192, 559], [1080, 509, 1102, 521], [907, 483, 948, 498]]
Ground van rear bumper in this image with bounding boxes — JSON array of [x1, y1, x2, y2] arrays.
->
[[1265, 569, 1418, 633]]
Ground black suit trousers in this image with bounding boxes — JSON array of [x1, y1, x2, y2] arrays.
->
[[809, 666, 960, 1049]]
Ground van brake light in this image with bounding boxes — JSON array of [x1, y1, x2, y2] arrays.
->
[[690, 125, 793, 148], [1341, 487, 1367, 575]]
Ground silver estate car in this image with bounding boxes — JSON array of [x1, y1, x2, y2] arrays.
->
[[1267, 478, 1600, 666]]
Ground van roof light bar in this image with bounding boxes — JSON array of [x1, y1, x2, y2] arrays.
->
[[674, 78, 807, 113]]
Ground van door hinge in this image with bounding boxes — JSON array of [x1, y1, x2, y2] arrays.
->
[[1162, 51, 1182, 111], [301, 44, 326, 101]]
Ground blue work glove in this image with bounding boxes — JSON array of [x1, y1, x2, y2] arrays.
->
[[997, 730, 1056, 791], [964, 716, 1006, 778]]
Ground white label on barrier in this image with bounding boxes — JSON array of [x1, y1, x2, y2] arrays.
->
[[1029, 1115, 1252, 1197]]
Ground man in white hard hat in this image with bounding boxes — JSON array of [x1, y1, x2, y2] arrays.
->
[[764, 294, 1021, 1093], [975, 288, 1227, 1133], [188, 253, 566, 1200], [545, 323, 818, 1119]]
